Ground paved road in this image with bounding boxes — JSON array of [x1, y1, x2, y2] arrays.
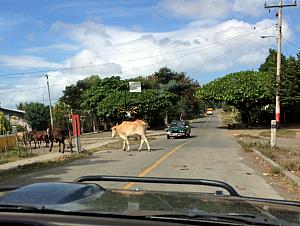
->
[[0, 115, 282, 199]]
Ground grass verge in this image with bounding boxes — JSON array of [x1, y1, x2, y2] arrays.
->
[[237, 138, 300, 176], [260, 129, 297, 138], [0, 148, 37, 165]]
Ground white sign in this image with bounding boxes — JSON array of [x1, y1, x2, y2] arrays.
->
[[129, 82, 141, 93]]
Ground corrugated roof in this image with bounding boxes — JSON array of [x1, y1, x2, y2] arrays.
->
[[0, 107, 25, 114]]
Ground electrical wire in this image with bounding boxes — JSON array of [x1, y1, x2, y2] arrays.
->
[[0, 25, 276, 79], [283, 37, 300, 51]]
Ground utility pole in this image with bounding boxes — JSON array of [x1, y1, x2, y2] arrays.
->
[[45, 74, 54, 129], [264, 0, 297, 126]]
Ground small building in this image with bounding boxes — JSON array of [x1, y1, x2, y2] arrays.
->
[[0, 107, 25, 119], [0, 107, 29, 129]]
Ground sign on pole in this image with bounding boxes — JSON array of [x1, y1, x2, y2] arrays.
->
[[129, 82, 141, 93]]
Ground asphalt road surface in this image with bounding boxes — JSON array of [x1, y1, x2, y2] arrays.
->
[[1, 114, 282, 200]]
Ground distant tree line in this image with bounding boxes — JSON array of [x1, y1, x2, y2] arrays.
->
[[196, 49, 300, 125], [60, 67, 201, 128]]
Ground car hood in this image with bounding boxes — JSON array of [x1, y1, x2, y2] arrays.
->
[[168, 126, 185, 130], [0, 182, 300, 224]]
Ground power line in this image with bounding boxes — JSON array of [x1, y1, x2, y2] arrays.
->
[[0, 41, 239, 96], [0, 25, 277, 97], [0, 25, 275, 79], [0, 83, 62, 94], [283, 37, 300, 51]]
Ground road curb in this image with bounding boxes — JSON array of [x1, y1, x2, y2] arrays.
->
[[253, 148, 300, 188]]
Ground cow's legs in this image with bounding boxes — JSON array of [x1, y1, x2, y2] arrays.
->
[[125, 138, 130, 152], [58, 142, 61, 153], [62, 142, 65, 153], [138, 138, 144, 151], [49, 140, 53, 152], [142, 135, 150, 152], [122, 140, 126, 151]]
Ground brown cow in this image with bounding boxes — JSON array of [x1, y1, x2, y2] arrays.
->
[[32, 131, 49, 148], [111, 119, 150, 152], [48, 127, 72, 153]]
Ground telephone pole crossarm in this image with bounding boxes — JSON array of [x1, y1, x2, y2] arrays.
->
[[265, 1, 297, 8]]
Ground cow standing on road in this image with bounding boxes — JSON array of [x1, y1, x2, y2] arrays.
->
[[111, 119, 151, 152]]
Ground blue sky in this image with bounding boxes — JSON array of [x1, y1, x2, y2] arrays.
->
[[0, 0, 299, 108]]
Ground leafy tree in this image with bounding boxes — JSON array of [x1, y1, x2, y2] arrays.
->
[[81, 76, 127, 116], [60, 75, 98, 112], [259, 49, 300, 123], [24, 103, 50, 131], [145, 67, 201, 116], [196, 71, 275, 125], [97, 89, 177, 126], [0, 111, 11, 135], [52, 102, 71, 128], [16, 102, 29, 111]]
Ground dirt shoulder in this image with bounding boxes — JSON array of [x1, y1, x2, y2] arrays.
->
[[226, 127, 300, 201]]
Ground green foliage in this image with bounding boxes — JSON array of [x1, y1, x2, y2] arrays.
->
[[259, 49, 300, 122], [59, 75, 98, 111], [53, 102, 71, 128], [16, 125, 25, 132], [24, 103, 50, 131], [81, 76, 127, 115], [16, 102, 29, 111], [196, 71, 275, 125], [97, 89, 177, 126], [0, 111, 11, 134]]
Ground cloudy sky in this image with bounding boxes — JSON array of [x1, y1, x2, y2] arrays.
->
[[0, 0, 299, 109]]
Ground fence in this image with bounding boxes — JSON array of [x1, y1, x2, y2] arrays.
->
[[0, 134, 17, 153]]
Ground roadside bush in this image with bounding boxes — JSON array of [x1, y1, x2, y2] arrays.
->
[[16, 125, 25, 132]]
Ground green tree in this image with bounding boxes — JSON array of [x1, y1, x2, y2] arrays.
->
[[16, 102, 29, 111], [0, 111, 11, 135], [24, 103, 50, 131], [97, 89, 177, 126], [52, 102, 71, 128], [81, 76, 127, 115], [196, 71, 275, 125], [259, 49, 300, 123], [60, 75, 98, 112]]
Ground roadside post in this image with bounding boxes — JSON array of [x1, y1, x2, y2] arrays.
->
[[271, 120, 276, 148], [72, 114, 81, 154]]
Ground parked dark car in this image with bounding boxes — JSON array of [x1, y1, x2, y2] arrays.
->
[[166, 120, 191, 139]]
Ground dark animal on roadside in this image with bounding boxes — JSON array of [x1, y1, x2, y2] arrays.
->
[[32, 131, 49, 148], [111, 119, 150, 152], [227, 123, 248, 129], [48, 127, 72, 153]]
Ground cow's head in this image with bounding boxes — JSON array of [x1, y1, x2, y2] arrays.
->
[[111, 126, 117, 138]]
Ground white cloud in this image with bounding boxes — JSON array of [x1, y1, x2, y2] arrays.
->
[[159, 0, 231, 20], [0, 55, 62, 69], [233, 0, 265, 16], [1, 18, 287, 108], [25, 44, 80, 53]]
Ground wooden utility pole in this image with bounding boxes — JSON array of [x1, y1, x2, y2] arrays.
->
[[264, 0, 297, 126]]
